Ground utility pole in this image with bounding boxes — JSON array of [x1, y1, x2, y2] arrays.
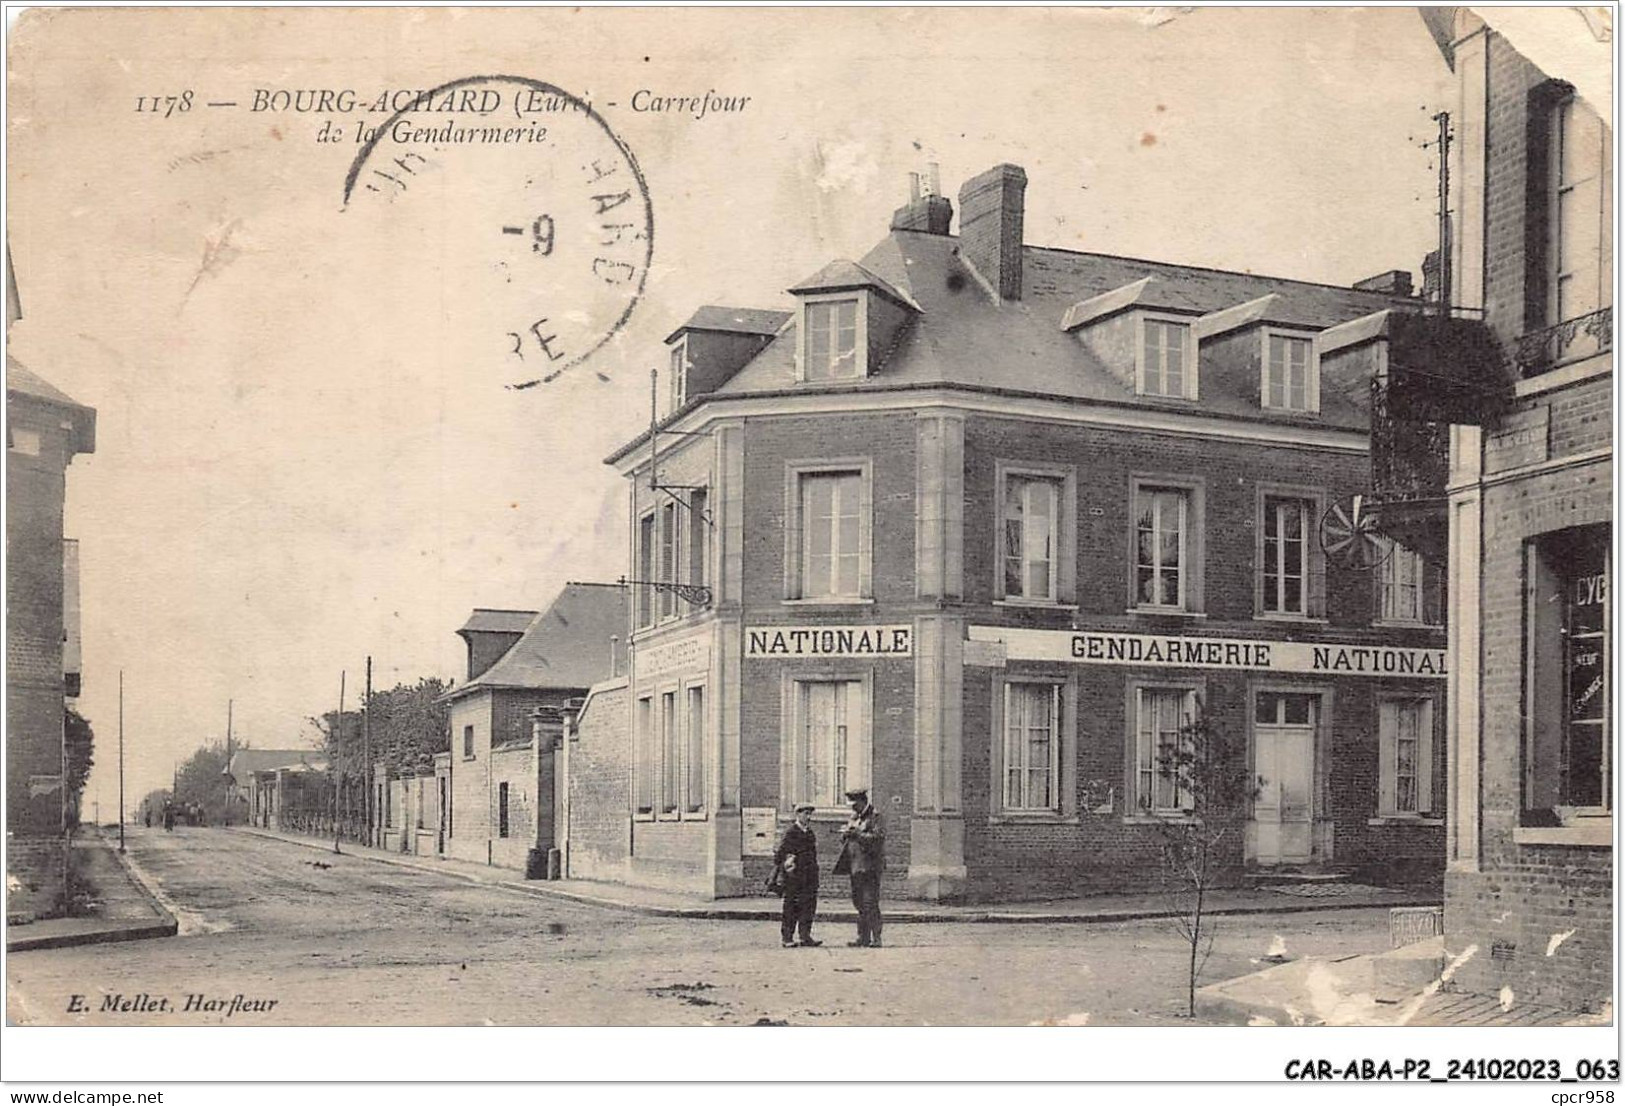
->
[[1433, 110, 1453, 313], [223, 699, 233, 827], [363, 656, 372, 848], [333, 670, 345, 855], [117, 669, 125, 852]]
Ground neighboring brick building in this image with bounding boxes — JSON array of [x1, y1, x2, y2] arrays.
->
[[437, 586, 627, 871], [1421, 9, 1614, 1012], [6, 344, 96, 920], [601, 163, 1452, 901]]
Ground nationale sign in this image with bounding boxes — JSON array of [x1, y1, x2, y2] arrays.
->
[[746, 624, 912, 658], [969, 626, 1446, 679]]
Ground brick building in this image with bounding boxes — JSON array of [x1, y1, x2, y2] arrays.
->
[[433, 586, 627, 871], [1420, 9, 1614, 1011], [6, 287, 96, 918], [600, 163, 1453, 901]]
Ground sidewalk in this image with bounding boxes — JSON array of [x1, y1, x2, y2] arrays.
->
[[234, 824, 1438, 924], [1196, 936, 1592, 1027], [6, 831, 177, 953]]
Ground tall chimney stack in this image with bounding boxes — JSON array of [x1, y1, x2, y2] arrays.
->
[[957, 163, 1027, 300], [890, 167, 953, 235]]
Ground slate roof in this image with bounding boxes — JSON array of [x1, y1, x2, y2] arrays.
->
[[447, 584, 628, 700], [702, 230, 1414, 432], [228, 748, 326, 779], [457, 609, 539, 636], [788, 259, 921, 311], [1061, 276, 1209, 330], [7, 356, 84, 409], [665, 305, 792, 344]]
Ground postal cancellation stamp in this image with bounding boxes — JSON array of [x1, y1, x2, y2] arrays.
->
[[343, 75, 654, 389]]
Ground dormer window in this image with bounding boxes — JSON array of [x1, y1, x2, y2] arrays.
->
[[1139, 317, 1195, 399], [1262, 330, 1319, 413], [668, 339, 687, 413], [804, 297, 861, 380]]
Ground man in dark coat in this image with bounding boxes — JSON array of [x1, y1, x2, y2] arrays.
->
[[832, 786, 885, 947], [773, 801, 822, 947]]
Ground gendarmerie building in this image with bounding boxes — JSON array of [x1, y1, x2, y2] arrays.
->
[[602, 163, 1452, 901]]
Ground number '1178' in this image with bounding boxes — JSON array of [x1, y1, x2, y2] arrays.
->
[[134, 92, 193, 117]]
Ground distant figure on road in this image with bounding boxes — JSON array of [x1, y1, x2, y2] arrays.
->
[[832, 786, 884, 948], [162, 801, 174, 832], [143, 806, 151, 829], [773, 801, 822, 948]]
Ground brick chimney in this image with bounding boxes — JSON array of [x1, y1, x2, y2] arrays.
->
[[1353, 269, 1414, 297], [957, 164, 1027, 300], [1420, 251, 1442, 304], [890, 164, 953, 235]]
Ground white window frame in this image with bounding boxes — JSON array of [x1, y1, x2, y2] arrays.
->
[[1548, 93, 1609, 326], [1376, 539, 1426, 625], [634, 695, 656, 818], [1260, 328, 1320, 414], [635, 509, 656, 629], [1130, 683, 1199, 817], [784, 674, 872, 813], [798, 293, 868, 382], [668, 338, 687, 414], [688, 487, 710, 594], [658, 685, 680, 817], [1377, 697, 1435, 817], [1255, 484, 1325, 622], [1131, 478, 1203, 614], [682, 681, 708, 818], [1001, 680, 1062, 813], [657, 501, 683, 623], [1259, 494, 1314, 618], [783, 460, 873, 603], [1137, 314, 1197, 400]]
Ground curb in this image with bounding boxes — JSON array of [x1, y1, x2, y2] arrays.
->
[[232, 827, 1438, 925], [6, 836, 179, 953]]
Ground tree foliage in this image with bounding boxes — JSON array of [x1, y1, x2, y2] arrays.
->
[[315, 676, 452, 781], [173, 741, 231, 823], [64, 707, 95, 825]]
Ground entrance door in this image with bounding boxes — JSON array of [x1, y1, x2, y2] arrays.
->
[[1253, 692, 1317, 865]]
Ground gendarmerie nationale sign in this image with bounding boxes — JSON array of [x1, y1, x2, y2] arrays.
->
[[969, 626, 1446, 678], [746, 625, 912, 658]]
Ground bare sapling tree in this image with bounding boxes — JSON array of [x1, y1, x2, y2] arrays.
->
[[1144, 694, 1259, 1017]]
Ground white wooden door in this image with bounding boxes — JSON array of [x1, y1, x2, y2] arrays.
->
[[1253, 693, 1317, 865]]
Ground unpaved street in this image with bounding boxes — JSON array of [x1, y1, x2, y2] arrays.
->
[[8, 828, 1397, 1026]]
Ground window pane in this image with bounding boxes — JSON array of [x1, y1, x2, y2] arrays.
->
[[686, 687, 705, 812], [1005, 518, 1024, 595], [806, 304, 831, 379], [1282, 694, 1312, 726], [636, 698, 654, 812], [661, 692, 679, 812]]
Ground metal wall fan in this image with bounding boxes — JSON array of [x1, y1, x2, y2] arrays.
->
[[1318, 494, 1392, 571]]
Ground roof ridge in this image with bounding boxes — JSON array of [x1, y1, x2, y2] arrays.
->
[[889, 228, 1413, 301]]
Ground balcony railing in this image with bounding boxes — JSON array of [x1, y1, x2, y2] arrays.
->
[[1514, 306, 1613, 379]]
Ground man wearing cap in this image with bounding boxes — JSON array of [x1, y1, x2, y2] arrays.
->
[[832, 786, 885, 947], [773, 801, 822, 948]]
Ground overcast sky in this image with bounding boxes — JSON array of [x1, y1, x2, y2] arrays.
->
[[7, 6, 1458, 812]]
